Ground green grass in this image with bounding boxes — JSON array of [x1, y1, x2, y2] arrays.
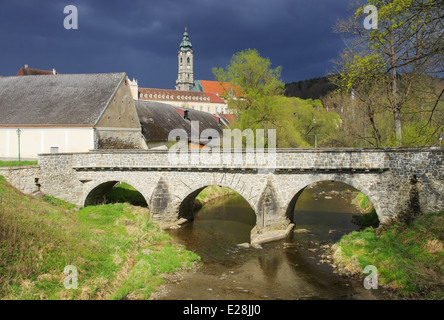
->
[[332, 211, 444, 299], [195, 185, 237, 206], [353, 192, 380, 228], [106, 182, 147, 207], [0, 160, 38, 167], [0, 175, 200, 300], [43, 195, 77, 210]]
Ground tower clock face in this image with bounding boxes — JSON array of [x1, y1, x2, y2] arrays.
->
[[186, 51, 191, 56]]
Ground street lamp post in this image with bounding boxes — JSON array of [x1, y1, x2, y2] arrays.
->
[[16, 128, 21, 162]]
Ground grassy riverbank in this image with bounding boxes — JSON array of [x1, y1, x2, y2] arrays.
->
[[332, 210, 444, 299], [0, 160, 38, 167], [0, 176, 200, 300], [352, 192, 380, 228], [195, 186, 237, 206]]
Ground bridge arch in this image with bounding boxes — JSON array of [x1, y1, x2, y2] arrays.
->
[[177, 184, 257, 221], [284, 176, 382, 224], [83, 179, 149, 207]]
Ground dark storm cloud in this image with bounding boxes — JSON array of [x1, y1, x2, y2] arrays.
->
[[0, 0, 356, 89]]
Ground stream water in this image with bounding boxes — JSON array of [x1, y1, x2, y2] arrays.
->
[[151, 181, 385, 300]]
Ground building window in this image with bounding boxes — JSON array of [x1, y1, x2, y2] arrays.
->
[[187, 57, 190, 63], [50, 146, 59, 154]]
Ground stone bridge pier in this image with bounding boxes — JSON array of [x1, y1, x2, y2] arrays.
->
[[80, 170, 290, 236], [6, 147, 441, 245]]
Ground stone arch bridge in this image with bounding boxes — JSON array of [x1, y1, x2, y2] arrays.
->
[[5, 148, 443, 243]]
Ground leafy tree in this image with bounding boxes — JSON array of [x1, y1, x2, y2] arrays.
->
[[213, 48, 284, 112], [289, 98, 341, 147], [334, 0, 444, 146], [213, 49, 340, 148], [213, 49, 285, 147]]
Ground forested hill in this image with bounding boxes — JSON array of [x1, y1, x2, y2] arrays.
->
[[285, 77, 337, 100]]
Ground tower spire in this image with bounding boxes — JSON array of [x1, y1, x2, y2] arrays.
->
[[176, 28, 194, 91]]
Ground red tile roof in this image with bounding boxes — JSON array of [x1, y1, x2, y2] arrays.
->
[[219, 114, 236, 123], [138, 88, 225, 104], [16, 67, 58, 76], [199, 80, 244, 97]]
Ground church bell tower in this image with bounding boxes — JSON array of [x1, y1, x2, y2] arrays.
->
[[175, 27, 194, 91]]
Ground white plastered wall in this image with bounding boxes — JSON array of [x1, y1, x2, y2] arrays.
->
[[0, 127, 94, 159]]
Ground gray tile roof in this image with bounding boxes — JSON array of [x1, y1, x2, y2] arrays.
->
[[135, 101, 224, 143], [0, 72, 126, 126]]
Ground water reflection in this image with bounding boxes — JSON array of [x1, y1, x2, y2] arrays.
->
[[159, 182, 383, 300], [171, 195, 256, 263], [257, 253, 282, 285], [293, 181, 362, 241]]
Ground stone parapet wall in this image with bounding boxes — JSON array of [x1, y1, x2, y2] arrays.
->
[[37, 147, 443, 177], [0, 165, 41, 195]]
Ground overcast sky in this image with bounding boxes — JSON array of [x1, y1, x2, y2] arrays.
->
[[0, 0, 358, 89]]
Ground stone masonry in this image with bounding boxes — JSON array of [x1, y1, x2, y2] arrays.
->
[[2, 148, 443, 242]]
